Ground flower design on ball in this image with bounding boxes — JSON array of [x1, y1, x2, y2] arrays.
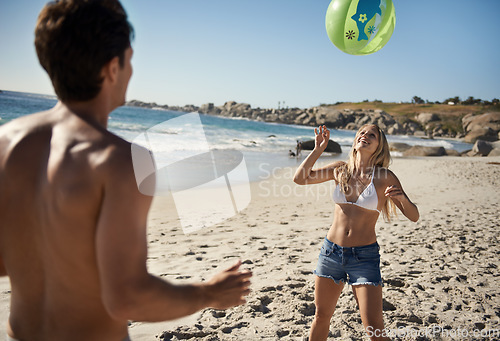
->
[[345, 30, 356, 40]]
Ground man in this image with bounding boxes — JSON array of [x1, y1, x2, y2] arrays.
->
[[0, 1, 251, 340]]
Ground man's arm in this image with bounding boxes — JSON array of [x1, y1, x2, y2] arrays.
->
[[95, 148, 251, 322]]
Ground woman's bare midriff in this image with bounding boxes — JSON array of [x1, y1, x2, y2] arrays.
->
[[327, 204, 380, 247]]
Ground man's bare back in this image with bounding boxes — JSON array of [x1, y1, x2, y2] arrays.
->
[[0, 1, 251, 339], [0, 105, 136, 339]]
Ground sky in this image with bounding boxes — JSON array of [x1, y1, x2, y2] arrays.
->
[[0, 0, 499, 109]]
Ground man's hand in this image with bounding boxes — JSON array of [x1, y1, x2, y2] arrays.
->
[[203, 260, 252, 310]]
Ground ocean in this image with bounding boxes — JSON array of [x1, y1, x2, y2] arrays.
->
[[0, 90, 473, 183]]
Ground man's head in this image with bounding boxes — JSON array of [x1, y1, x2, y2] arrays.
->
[[35, 0, 134, 102]]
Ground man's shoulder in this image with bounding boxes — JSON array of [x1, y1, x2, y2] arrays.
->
[[97, 137, 133, 171], [88, 128, 140, 185], [0, 109, 134, 176], [0, 110, 53, 156], [0, 110, 51, 133]]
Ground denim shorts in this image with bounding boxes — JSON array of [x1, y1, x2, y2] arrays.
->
[[313, 237, 383, 286]]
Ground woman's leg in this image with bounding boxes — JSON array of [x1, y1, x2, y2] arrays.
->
[[352, 284, 389, 341], [309, 276, 344, 341]]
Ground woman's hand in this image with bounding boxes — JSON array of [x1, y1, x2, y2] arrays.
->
[[384, 185, 406, 202], [315, 125, 330, 151], [383, 171, 420, 222], [293, 126, 337, 185]]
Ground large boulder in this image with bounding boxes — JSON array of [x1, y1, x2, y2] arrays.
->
[[404, 121, 421, 134], [463, 112, 500, 132], [462, 112, 500, 142], [373, 110, 396, 128], [445, 149, 460, 156], [403, 146, 447, 157], [389, 142, 412, 152], [294, 112, 309, 125], [232, 103, 251, 115], [266, 113, 279, 122], [301, 139, 342, 154], [472, 140, 494, 156], [280, 109, 301, 124], [464, 127, 498, 143], [345, 122, 359, 130], [222, 101, 237, 111], [416, 113, 440, 125], [472, 140, 500, 157], [126, 99, 156, 108], [353, 110, 395, 130], [199, 102, 221, 115], [488, 148, 500, 156], [356, 115, 371, 126], [301, 113, 316, 126], [387, 122, 405, 135], [199, 102, 213, 113], [181, 104, 198, 112], [218, 101, 248, 116]]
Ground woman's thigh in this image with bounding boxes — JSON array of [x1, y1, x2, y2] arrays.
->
[[352, 284, 385, 334], [314, 275, 344, 318]]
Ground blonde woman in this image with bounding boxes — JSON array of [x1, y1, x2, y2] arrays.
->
[[294, 125, 419, 341]]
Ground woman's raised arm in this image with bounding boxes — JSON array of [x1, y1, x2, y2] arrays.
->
[[293, 126, 340, 185]]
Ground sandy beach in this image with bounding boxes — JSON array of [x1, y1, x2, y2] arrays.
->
[[1, 155, 499, 340]]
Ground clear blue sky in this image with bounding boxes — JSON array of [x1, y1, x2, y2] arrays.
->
[[1, 0, 499, 109]]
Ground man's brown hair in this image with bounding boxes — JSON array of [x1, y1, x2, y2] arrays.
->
[[35, 0, 134, 102]]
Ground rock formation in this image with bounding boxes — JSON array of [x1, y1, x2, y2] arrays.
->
[[300, 140, 342, 154], [462, 112, 500, 143], [125, 100, 500, 157]]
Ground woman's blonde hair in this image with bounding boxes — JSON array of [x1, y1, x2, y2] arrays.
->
[[334, 124, 396, 221]]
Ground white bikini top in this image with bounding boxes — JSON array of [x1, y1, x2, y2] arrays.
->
[[332, 168, 380, 213]]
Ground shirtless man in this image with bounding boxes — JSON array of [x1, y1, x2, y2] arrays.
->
[[0, 1, 251, 340]]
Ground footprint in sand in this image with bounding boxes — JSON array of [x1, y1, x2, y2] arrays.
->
[[221, 321, 249, 334]]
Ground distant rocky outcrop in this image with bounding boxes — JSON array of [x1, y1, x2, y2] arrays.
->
[[126, 99, 158, 108], [125, 99, 201, 114], [125, 99, 500, 157], [126, 100, 424, 137], [196, 101, 427, 137]]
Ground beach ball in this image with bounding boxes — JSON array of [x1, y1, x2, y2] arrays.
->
[[325, 0, 396, 55]]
